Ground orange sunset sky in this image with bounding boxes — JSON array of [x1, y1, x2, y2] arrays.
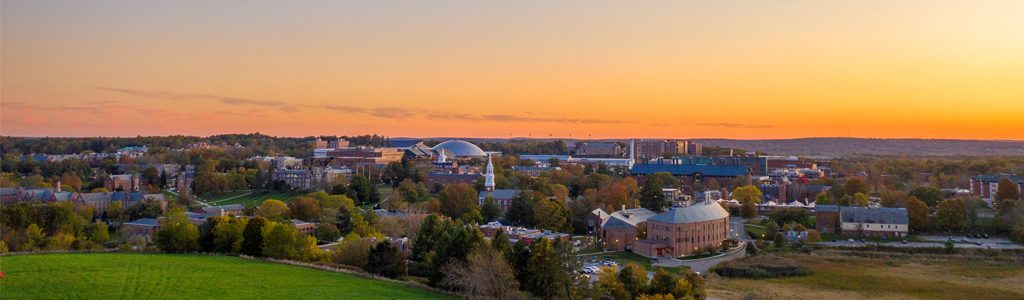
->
[[2, 1, 1023, 139]]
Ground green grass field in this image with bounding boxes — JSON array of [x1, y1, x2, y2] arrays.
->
[[0, 253, 451, 299], [206, 191, 304, 207]]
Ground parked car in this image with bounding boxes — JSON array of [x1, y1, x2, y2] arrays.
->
[[983, 233, 990, 239], [901, 240, 908, 244], [975, 241, 983, 246], [848, 238, 855, 243]]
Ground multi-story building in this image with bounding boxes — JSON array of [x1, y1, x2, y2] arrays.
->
[[511, 166, 561, 177], [634, 202, 730, 258], [600, 207, 657, 251], [104, 174, 141, 192], [273, 169, 314, 190], [78, 192, 168, 217], [579, 142, 622, 157], [478, 189, 522, 212], [816, 205, 908, 238], [314, 147, 404, 166], [686, 142, 702, 156], [634, 140, 688, 160], [970, 174, 1024, 207]]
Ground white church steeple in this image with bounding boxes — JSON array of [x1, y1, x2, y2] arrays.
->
[[484, 153, 495, 191]]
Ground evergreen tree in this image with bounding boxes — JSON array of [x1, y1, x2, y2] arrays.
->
[[366, 241, 406, 278], [241, 216, 269, 256], [640, 176, 667, 212]]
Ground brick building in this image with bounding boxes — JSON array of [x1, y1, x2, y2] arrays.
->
[[633, 202, 730, 258], [600, 207, 657, 251], [104, 174, 141, 191], [578, 142, 622, 157], [816, 205, 908, 238], [970, 174, 1024, 207]]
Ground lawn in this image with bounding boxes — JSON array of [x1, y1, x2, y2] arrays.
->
[[0, 253, 452, 299], [744, 223, 767, 239], [706, 252, 1024, 299], [206, 190, 305, 207]]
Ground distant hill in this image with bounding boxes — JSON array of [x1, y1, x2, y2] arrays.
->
[[694, 138, 1024, 158]]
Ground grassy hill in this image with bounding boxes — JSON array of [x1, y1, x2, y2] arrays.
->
[[0, 253, 451, 299]]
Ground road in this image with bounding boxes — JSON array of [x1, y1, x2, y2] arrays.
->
[[819, 237, 1023, 250]]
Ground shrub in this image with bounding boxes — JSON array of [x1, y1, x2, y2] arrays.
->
[[713, 255, 808, 278]]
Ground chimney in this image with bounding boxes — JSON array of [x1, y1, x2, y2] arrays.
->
[[56, 180, 61, 192], [621, 204, 626, 212]]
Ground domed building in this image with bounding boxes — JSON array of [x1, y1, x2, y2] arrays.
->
[[432, 140, 487, 158]]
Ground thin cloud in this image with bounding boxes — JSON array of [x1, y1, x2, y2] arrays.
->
[[96, 86, 630, 124], [698, 122, 774, 129]]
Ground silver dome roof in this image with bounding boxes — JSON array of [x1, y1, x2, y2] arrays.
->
[[432, 140, 487, 157]]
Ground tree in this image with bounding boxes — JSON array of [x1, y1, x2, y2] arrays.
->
[[336, 205, 354, 235], [765, 222, 779, 240], [618, 263, 649, 298], [996, 177, 1021, 206], [906, 196, 930, 231], [21, 224, 46, 251], [533, 198, 568, 231], [86, 221, 110, 244], [154, 208, 199, 253], [815, 191, 833, 205], [506, 191, 539, 227], [142, 167, 161, 188], [481, 196, 501, 222], [125, 199, 164, 220], [767, 208, 809, 227], [241, 216, 270, 256], [844, 177, 868, 196], [909, 186, 943, 207], [314, 223, 341, 243], [257, 199, 289, 221], [213, 218, 247, 253], [596, 267, 629, 300], [880, 190, 909, 208], [442, 246, 523, 299], [439, 183, 478, 219], [773, 233, 786, 248], [366, 241, 406, 278], [732, 185, 763, 205], [853, 193, 870, 207], [741, 202, 757, 219], [263, 222, 298, 259], [649, 268, 676, 295], [347, 174, 379, 205], [640, 175, 667, 212], [198, 216, 230, 252], [287, 197, 322, 222], [333, 236, 374, 268], [936, 198, 966, 231]]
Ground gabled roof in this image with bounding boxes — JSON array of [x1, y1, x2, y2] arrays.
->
[[590, 208, 610, 220], [479, 189, 522, 200], [631, 164, 749, 177], [815, 205, 839, 212], [839, 206, 908, 225], [601, 208, 656, 229], [124, 218, 159, 227], [648, 203, 729, 224]]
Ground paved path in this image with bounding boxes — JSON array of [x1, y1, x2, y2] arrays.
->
[[207, 192, 254, 205], [165, 190, 212, 208]]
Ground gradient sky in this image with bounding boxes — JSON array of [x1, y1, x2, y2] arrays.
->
[[2, 0, 1023, 139]]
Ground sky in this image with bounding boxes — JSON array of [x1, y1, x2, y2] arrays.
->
[[2, 1, 1023, 140]]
